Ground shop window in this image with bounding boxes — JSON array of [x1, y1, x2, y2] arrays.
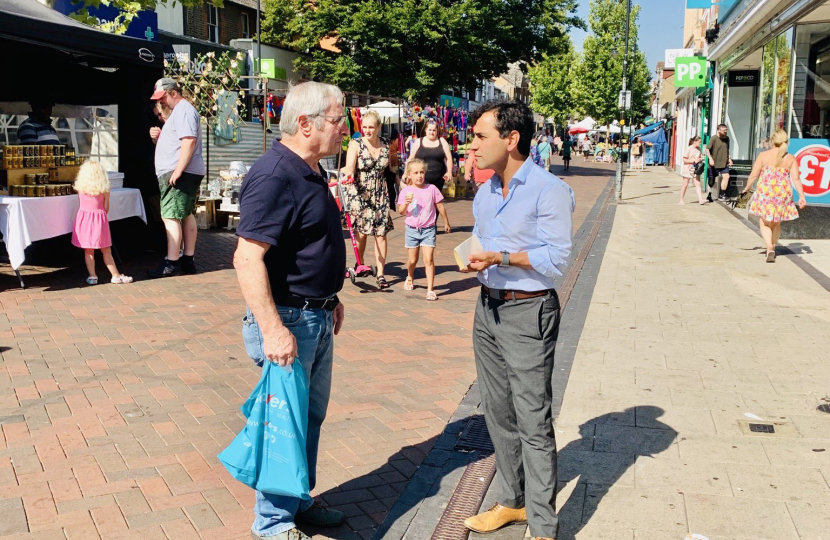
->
[[1, 105, 119, 171], [241, 13, 250, 39], [757, 30, 793, 146], [208, 4, 219, 44], [790, 22, 830, 139]]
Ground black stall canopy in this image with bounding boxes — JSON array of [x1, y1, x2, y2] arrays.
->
[[0, 0, 164, 203]]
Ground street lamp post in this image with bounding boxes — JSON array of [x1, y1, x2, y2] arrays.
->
[[615, 0, 632, 201]]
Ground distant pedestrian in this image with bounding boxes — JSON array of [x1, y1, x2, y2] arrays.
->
[[581, 137, 592, 161], [706, 123, 732, 201], [553, 134, 562, 154], [409, 119, 453, 192], [233, 81, 348, 540], [561, 136, 573, 171], [463, 100, 574, 540], [741, 129, 807, 262], [148, 78, 205, 278], [536, 135, 552, 169], [396, 159, 451, 300], [631, 137, 645, 170], [680, 136, 706, 205], [72, 161, 133, 285]]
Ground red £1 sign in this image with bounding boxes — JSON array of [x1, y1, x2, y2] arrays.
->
[[796, 144, 830, 197]]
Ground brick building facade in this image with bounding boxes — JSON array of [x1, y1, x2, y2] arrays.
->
[[183, 0, 257, 45]]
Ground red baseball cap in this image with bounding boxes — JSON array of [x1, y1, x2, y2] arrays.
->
[[150, 78, 179, 100]]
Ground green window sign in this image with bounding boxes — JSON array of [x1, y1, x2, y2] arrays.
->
[[675, 56, 707, 88]]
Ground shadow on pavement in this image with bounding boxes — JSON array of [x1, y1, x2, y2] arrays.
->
[[556, 406, 676, 540], [302, 419, 472, 539]]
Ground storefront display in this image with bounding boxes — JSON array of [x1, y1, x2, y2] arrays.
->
[[790, 22, 830, 140]]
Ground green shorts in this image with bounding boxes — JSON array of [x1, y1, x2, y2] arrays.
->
[[158, 171, 203, 219]]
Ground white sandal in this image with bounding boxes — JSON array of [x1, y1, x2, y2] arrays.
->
[[426, 291, 438, 301], [111, 275, 134, 284], [86, 276, 98, 285]]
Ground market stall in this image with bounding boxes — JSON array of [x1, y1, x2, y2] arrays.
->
[[0, 186, 147, 286], [634, 122, 670, 166], [0, 0, 163, 279]]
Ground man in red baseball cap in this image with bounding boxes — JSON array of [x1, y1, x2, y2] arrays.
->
[[148, 77, 205, 278]]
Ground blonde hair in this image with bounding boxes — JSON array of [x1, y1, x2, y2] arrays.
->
[[403, 158, 428, 185], [770, 129, 789, 166], [362, 110, 381, 128], [74, 160, 110, 196]]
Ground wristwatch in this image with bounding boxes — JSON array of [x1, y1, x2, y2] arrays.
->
[[498, 251, 510, 267]]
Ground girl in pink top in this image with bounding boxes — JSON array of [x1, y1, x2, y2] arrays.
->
[[396, 159, 451, 301], [681, 136, 706, 205], [72, 161, 133, 285]]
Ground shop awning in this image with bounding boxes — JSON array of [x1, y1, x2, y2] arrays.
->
[[0, 0, 163, 69], [633, 122, 664, 136]]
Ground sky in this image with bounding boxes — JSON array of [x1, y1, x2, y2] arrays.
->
[[570, 0, 687, 72]]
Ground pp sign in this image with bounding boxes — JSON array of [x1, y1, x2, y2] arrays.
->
[[790, 138, 830, 206], [675, 57, 707, 88]]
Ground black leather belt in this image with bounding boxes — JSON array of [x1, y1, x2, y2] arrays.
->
[[278, 295, 340, 311], [482, 286, 553, 301]]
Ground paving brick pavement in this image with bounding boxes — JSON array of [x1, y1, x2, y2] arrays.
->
[[0, 162, 611, 540], [541, 167, 830, 540]]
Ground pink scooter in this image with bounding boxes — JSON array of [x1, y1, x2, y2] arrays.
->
[[329, 177, 377, 285]]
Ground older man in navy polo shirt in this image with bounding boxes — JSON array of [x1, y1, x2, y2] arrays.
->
[[462, 101, 574, 540], [233, 82, 348, 540]]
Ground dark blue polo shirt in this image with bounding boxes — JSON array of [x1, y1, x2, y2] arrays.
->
[[237, 140, 346, 301]]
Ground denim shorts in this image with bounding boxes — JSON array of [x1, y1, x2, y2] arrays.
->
[[405, 224, 437, 248]]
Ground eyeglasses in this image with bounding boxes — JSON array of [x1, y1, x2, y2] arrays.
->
[[311, 113, 346, 125]]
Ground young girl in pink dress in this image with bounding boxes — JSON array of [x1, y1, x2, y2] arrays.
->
[[72, 161, 133, 285]]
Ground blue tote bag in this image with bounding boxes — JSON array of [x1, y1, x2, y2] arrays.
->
[[218, 361, 310, 499]]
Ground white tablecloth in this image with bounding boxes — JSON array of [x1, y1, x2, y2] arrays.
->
[[0, 188, 147, 270]]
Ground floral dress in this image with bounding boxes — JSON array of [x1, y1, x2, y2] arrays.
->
[[342, 138, 394, 236], [749, 165, 799, 222]]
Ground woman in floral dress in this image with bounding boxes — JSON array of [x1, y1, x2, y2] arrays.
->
[[741, 129, 807, 262], [343, 110, 394, 287]]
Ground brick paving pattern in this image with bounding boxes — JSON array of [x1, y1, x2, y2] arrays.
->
[[0, 161, 612, 539]]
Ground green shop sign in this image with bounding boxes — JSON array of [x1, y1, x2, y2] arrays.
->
[[675, 56, 707, 88], [257, 58, 287, 81]]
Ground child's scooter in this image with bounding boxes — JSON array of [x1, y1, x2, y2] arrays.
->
[[329, 175, 377, 285]]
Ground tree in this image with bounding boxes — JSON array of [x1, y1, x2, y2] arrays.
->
[[262, 0, 584, 101], [71, 0, 215, 35], [570, 0, 651, 127], [528, 37, 578, 126]]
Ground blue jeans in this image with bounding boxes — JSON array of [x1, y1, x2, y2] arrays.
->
[[242, 305, 334, 537]]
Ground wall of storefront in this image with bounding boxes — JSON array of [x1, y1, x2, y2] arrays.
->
[[712, 1, 830, 237]]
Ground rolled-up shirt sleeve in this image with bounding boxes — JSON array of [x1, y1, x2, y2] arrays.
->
[[527, 183, 574, 278]]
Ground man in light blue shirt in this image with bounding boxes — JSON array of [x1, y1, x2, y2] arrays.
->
[[462, 101, 573, 540]]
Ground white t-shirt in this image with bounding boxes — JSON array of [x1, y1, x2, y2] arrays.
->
[[155, 100, 206, 176]]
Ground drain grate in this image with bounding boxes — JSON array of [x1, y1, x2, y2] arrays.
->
[[749, 423, 775, 434], [429, 453, 496, 540], [456, 415, 495, 452], [737, 420, 799, 438], [818, 404, 830, 414]]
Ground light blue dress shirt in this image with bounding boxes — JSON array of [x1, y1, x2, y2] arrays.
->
[[473, 158, 575, 292]]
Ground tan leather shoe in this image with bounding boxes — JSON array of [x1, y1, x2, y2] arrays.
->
[[463, 503, 527, 533]]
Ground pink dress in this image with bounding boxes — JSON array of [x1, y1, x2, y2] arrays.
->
[[72, 193, 112, 249]]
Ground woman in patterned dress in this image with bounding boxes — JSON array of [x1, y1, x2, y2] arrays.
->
[[741, 129, 807, 262], [343, 110, 394, 287]]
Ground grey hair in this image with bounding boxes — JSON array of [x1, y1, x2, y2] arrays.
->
[[279, 81, 344, 136]]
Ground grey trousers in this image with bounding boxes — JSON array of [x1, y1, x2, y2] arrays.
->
[[473, 287, 561, 538]]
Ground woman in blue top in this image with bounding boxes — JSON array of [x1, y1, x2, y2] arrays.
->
[[536, 135, 552, 170]]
